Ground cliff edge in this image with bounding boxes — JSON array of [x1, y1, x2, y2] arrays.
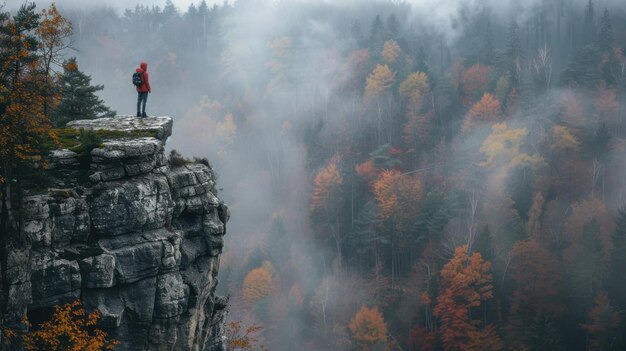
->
[[6, 116, 228, 350]]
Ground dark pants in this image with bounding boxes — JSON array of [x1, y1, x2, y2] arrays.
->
[[137, 92, 148, 115]]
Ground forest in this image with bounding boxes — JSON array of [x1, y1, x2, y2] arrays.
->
[[2, 0, 626, 350]]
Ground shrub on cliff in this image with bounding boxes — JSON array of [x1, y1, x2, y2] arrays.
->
[[4, 300, 119, 351]]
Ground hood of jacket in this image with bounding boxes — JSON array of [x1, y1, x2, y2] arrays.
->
[[140, 62, 148, 71]]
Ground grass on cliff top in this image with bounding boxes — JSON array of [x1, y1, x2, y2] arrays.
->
[[47, 128, 159, 152]]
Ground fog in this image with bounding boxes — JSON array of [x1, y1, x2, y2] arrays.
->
[[9, 0, 626, 349]]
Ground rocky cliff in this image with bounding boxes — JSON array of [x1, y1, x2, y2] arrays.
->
[[5, 116, 229, 350]]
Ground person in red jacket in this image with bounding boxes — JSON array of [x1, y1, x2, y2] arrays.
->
[[135, 61, 151, 117]]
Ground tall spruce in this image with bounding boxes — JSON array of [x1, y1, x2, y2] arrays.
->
[[598, 8, 614, 53], [610, 209, 626, 309], [474, 225, 494, 262], [584, 0, 596, 45], [505, 20, 523, 86], [51, 58, 115, 127], [370, 14, 385, 52]]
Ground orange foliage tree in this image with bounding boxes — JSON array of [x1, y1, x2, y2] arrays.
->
[[17, 300, 118, 351], [36, 3, 72, 116], [433, 245, 495, 351], [348, 305, 388, 351], [372, 170, 423, 229], [461, 64, 493, 105], [311, 154, 343, 213], [242, 261, 277, 304], [225, 321, 267, 351], [310, 154, 345, 266], [464, 93, 501, 130]]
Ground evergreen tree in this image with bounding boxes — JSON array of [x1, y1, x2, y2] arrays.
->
[[584, 0, 596, 45], [561, 44, 602, 89], [591, 123, 610, 163], [610, 209, 626, 310], [51, 58, 115, 127], [349, 201, 384, 259], [474, 225, 494, 262], [386, 14, 399, 40], [598, 8, 614, 53], [267, 216, 290, 272], [479, 18, 495, 66], [350, 19, 365, 48], [414, 46, 430, 77], [370, 144, 400, 169], [369, 14, 385, 52], [507, 166, 534, 222], [570, 219, 604, 305], [527, 311, 565, 351], [414, 189, 460, 246], [505, 20, 523, 86]]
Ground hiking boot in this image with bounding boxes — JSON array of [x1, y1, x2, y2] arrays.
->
[[136, 112, 141, 117], [142, 112, 148, 118]]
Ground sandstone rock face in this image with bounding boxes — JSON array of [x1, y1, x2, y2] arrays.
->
[[7, 117, 227, 351]]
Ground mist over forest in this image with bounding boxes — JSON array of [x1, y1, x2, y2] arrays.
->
[[4, 0, 626, 349]]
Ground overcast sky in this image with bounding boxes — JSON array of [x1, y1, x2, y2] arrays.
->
[[4, 0, 224, 12]]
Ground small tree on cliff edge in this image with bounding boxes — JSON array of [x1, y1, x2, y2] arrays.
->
[[51, 57, 115, 127], [3, 300, 119, 351]]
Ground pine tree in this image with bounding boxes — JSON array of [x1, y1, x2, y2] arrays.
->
[[369, 15, 385, 52], [267, 216, 289, 272], [386, 14, 399, 40], [610, 209, 626, 309], [598, 9, 614, 53], [369, 144, 400, 169], [349, 201, 384, 258], [591, 123, 610, 163], [350, 19, 364, 48], [51, 58, 115, 127], [474, 225, 494, 262], [581, 293, 624, 351], [479, 17, 495, 66], [561, 44, 602, 89], [505, 20, 523, 87], [570, 219, 604, 306], [584, 0, 596, 45]]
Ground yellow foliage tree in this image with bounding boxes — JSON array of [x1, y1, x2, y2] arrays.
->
[[242, 261, 277, 304], [381, 40, 401, 63], [348, 305, 388, 351], [551, 125, 580, 152], [365, 64, 395, 99], [399, 71, 430, 99], [19, 300, 118, 351], [480, 123, 544, 172]]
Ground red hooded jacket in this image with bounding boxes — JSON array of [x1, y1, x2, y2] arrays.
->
[[135, 62, 151, 93]]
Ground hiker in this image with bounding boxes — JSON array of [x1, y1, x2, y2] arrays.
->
[[133, 61, 151, 117]]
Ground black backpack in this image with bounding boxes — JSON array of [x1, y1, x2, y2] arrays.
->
[[132, 71, 144, 86]]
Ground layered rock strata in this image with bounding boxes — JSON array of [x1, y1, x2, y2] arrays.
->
[[6, 116, 228, 351]]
